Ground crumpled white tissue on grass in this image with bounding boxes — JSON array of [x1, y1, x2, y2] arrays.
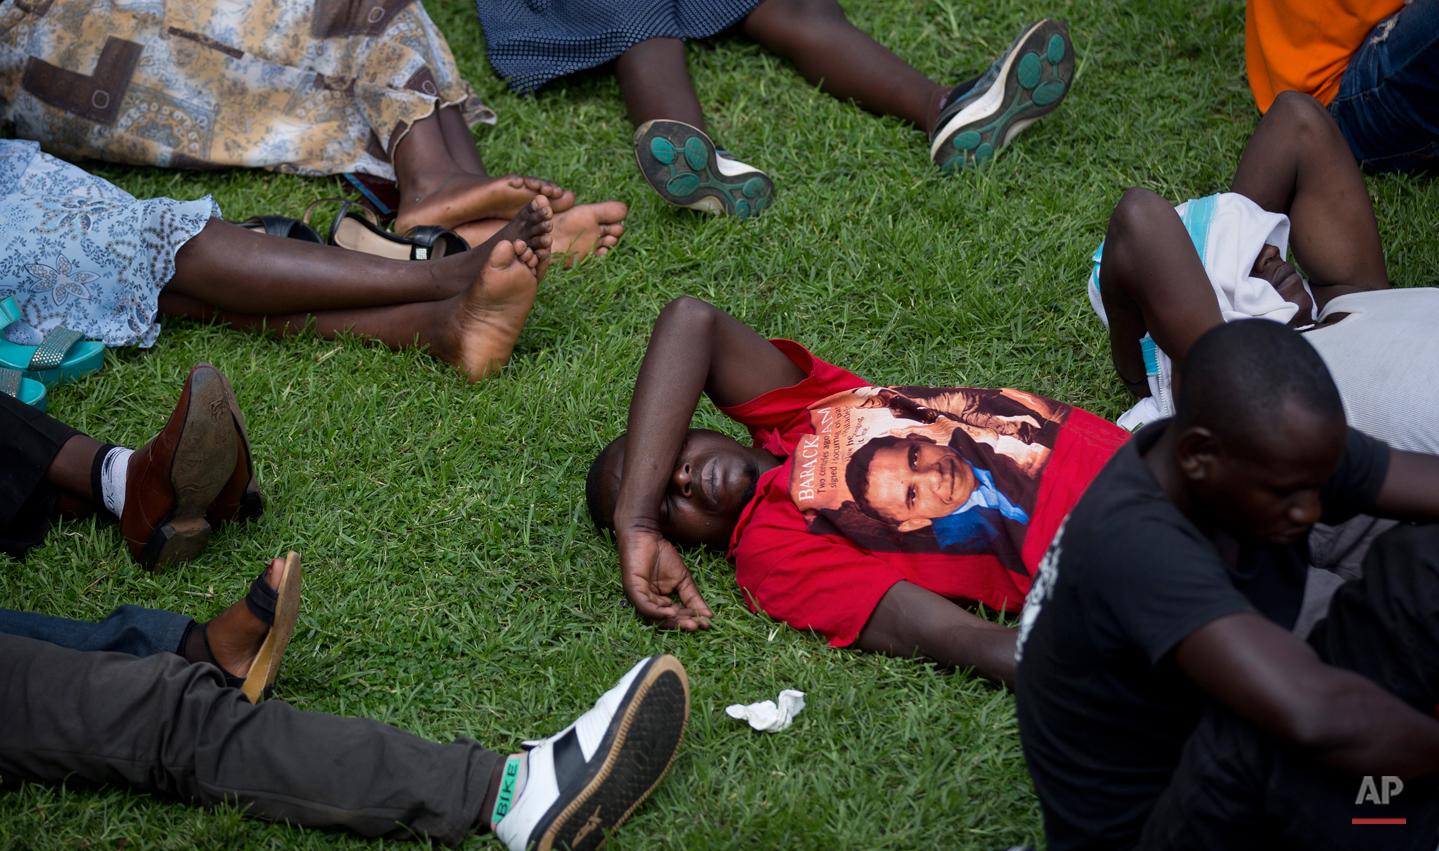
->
[[725, 689, 805, 732]]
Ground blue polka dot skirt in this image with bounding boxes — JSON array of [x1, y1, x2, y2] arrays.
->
[[475, 0, 765, 93]]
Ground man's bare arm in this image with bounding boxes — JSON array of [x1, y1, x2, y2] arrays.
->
[[1177, 612, 1439, 778], [613, 298, 807, 629], [854, 581, 1017, 688], [1372, 448, 1439, 520]]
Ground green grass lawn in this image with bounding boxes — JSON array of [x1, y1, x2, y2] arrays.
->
[[3, 0, 1437, 848]]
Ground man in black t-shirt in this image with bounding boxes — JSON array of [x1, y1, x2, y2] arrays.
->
[[1015, 320, 1439, 850]]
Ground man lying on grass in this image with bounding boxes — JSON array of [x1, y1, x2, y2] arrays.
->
[[586, 297, 1129, 686], [1015, 320, 1439, 850], [1090, 91, 1439, 455]]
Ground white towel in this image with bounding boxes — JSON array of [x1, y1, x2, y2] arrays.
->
[[1087, 193, 1301, 429]]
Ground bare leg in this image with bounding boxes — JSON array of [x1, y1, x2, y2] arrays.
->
[[166, 202, 555, 313], [162, 238, 546, 383], [391, 110, 575, 234], [615, 38, 707, 130], [1231, 91, 1389, 297], [1097, 188, 1223, 396], [742, 0, 949, 132], [437, 105, 486, 175]]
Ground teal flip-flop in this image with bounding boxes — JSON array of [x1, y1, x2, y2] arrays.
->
[[0, 367, 48, 411], [0, 296, 105, 385]]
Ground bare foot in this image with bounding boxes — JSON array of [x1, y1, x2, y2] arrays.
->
[[473, 196, 555, 271], [395, 173, 576, 235], [549, 201, 628, 268], [437, 238, 543, 382], [452, 219, 507, 249], [203, 557, 284, 678]]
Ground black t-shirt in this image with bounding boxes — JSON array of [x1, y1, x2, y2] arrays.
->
[[1013, 420, 1390, 851]]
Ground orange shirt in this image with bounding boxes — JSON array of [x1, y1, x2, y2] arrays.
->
[[1246, 0, 1407, 111]]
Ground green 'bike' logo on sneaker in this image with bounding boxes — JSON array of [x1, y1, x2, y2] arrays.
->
[[491, 754, 523, 823]]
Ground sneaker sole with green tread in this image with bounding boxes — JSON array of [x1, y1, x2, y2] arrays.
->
[[633, 120, 774, 220], [930, 19, 1075, 172]]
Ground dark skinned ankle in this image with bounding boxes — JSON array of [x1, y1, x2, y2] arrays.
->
[[179, 620, 246, 688]]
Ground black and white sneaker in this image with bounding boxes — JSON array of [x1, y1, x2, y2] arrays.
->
[[930, 19, 1074, 172], [493, 655, 690, 851], [634, 119, 774, 220]]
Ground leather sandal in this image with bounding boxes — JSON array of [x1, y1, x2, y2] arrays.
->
[[0, 367, 46, 410], [302, 197, 469, 261], [182, 552, 303, 704], [232, 215, 324, 243], [0, 296, 105, 385], [241, 551, 302, 703]]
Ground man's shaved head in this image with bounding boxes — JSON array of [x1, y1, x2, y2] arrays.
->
[[586, 428, 772, 549], [1175, 319, 1344, 451], [586, 435, 625, 533], [1167, 319, 1348, 545]]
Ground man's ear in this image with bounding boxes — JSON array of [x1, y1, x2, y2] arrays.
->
[[1175, 426, 1220, 482], [897, 517, 933, 533]]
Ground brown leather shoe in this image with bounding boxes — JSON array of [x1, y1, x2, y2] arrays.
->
[[120, 363, 238, 572], [206, 369, 263, 527]]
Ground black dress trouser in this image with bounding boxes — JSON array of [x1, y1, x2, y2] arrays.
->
[[1139, 523, 1439, 850], [0, 389, 79, 556], [0, 632, 500, 845]]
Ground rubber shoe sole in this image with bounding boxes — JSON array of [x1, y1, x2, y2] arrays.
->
[[634, 120, 774, 220], [529, 655, 690, 851], [138, 367, 238, 572], [930, 19, 1074, 172]]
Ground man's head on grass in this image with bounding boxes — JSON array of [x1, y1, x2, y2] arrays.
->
[[1163, 319, 1346, 545], [587, 429, 767, 549]]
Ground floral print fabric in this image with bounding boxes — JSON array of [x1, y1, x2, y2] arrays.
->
[[0, 0, 495, 180], [0, 139, 217, 348]]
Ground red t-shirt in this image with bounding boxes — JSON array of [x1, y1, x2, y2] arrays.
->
[[720, 341, 1129, 647]]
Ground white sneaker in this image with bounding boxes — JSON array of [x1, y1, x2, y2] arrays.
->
[[634, 119, 775, 219], [493, 655, 690, 851]]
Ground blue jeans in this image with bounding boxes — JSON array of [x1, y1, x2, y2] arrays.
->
[[1329, 0, 1439, 173], [0, 604, 192, 656]]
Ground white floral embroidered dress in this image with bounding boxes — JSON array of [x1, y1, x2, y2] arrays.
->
[[0, 139, 217, 348]]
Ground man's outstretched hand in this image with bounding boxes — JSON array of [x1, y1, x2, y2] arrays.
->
[[618, 529, 713, 631]]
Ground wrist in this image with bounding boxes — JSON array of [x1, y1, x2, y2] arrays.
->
[[613, 509, 661, 538]]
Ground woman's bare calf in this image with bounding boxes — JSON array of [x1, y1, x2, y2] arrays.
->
[[159, 199, 558, 383]]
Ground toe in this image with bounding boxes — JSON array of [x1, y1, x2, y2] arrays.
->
[[489, 237, 517, 268], [551, 190, 578, 213], [595, 200, 629, 223]]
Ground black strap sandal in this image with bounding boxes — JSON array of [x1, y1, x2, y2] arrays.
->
[[232, 215, 325, 243], [302, 197, 469, 261], [181, 553, 302, 704]]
